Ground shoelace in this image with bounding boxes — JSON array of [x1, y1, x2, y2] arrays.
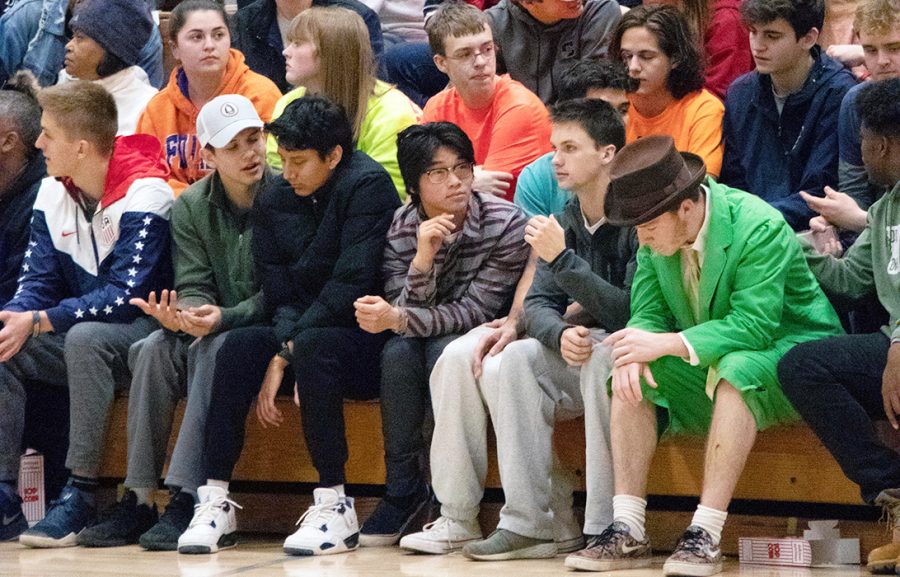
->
[[189, 495, 242, 528], [676, 529, 708, 555], [422, 517, 455, 550], [295, 500, 342, 528]]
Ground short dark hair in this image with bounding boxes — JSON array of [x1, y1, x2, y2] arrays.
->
[[426, 1, 491, 57], [609, 5, 704, 100], [857, 78, 900, 140], [266, 94, 354, 160], [557, 59, 637, 103], [550, 98, 626, 152], [0, 72, 42, 156], [740, 0, 825, 38], [396, 122, 475, 205]]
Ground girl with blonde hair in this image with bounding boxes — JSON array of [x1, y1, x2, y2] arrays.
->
[[267, 6, 420, 198]]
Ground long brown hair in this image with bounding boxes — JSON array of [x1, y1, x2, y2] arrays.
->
[[287, 7, 377, 141]]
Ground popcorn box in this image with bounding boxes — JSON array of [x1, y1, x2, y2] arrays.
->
[[17, 451, 45, 526], [739, 521, 860, 567]]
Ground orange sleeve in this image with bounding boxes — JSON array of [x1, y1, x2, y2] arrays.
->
[[683, 92, 724, 179], [481, 101, 552, 179]]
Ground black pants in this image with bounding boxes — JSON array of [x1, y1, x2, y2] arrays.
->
[[204, 325, 387, 486], [778, 332, 900, 503]]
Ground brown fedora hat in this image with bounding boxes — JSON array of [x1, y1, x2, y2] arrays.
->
[[605, 135, 707, 227]]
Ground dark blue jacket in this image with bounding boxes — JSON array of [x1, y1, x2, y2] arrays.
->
[[253, 150, 400, 345], [720, 47, 856, 230], [232, 0, 383, 94], [0, 153, 43, 306]]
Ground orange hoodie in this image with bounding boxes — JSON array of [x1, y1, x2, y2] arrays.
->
[[136, 49, 281, 195]]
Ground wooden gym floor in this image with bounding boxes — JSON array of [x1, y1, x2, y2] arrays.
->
[[0, 540, 872, 577]]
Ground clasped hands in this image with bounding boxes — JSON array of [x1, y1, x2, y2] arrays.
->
[[130, 289, 221, 337]]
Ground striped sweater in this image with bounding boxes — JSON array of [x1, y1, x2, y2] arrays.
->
[[384, 191, 529, 337]]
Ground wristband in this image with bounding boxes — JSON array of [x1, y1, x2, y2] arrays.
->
[[276, 343, 293, 363], [31, 311, 41, 338]]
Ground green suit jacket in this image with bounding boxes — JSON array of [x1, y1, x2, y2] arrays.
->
[[628, 180, 843, 369]]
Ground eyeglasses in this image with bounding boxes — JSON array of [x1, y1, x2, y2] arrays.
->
[[424, 162, 474, 184], [446, 42, 496, 66]]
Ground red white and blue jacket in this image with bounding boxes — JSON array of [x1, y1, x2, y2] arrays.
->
[[4, 134, 174, 333]]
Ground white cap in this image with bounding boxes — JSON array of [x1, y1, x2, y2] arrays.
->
[[196, 94, 264, 149]]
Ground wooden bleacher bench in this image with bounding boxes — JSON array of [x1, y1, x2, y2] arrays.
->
[[99, 397, 864, 505]]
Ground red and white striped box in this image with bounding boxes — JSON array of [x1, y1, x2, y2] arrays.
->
[[17, 451, 45, 526], [739, 537, 814, 567]]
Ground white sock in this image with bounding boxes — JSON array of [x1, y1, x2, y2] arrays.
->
[[691, 505, 727, 545], [613, 494, 647, 541], [131, 487, 154, 507], [206, 479, 229, 492], [328, 484, 346, 497]]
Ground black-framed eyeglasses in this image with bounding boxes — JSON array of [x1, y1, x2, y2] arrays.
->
[[424, 162, 474, 184]]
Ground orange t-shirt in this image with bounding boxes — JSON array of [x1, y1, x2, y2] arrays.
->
[[626, 89, 724, 178], [422, 74, 552, 201]]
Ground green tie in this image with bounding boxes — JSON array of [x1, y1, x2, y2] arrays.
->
[[682, 248, 701, 324]]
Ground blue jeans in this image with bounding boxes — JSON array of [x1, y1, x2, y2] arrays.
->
[[380, 334, 460, 498], [380, 42, 447, 108], [778, 332, 900, 503]]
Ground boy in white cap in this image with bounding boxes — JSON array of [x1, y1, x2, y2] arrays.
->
[[75, 94, 272, 551]]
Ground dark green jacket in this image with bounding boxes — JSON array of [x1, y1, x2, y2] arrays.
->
[[172, 170, 270, 331]]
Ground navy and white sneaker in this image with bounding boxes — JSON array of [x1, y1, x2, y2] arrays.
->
[[283, 488, 359, 556], [0, 483, 28, 542], [19, 483, 96, 548], [177, 486, 241, 554]]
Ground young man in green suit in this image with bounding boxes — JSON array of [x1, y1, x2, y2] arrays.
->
[[565, 135, 843, 576]]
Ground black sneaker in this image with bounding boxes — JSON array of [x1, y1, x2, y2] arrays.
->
[[359, 485, 430, 547], [76, 490, 158, 548], [139, 490, 195, 551], [663, 525, 723, 577]]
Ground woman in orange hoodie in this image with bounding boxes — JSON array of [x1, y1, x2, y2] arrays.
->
[[137, 0, 281, 194]]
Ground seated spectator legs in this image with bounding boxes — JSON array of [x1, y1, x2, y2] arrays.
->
[[779, 79, 900, 574], [360, 333, 461, 546], [482, 335, 613, 559], [779, 334, 900, 569], [179, 324, 386, 555], [0, 335, 67, 542]]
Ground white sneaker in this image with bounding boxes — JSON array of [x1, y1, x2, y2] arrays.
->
[[399, 516, 482, 554], [283, 488, 359, 556], [177, 486, 241, 554]]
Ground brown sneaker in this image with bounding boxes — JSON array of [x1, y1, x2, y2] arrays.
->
[[868, 491, 900, 573], [564, 521, 652, 572], [662, 526, 722, 577]]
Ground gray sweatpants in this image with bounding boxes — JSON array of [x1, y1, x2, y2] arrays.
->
[[124, 328, 229, 492], [0, 318, 156, 480], [429, 327, 614, 540]]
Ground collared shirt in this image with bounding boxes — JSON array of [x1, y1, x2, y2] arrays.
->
[[678, 186, 711, 365]]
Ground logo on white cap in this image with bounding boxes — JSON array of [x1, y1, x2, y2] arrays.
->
[[221, 102, 238, 117]]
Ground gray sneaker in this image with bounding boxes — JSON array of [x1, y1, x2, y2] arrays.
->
[[663, 525, 722, 577], [564, 521, 652, 571], [462, 529, 557, 561]]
